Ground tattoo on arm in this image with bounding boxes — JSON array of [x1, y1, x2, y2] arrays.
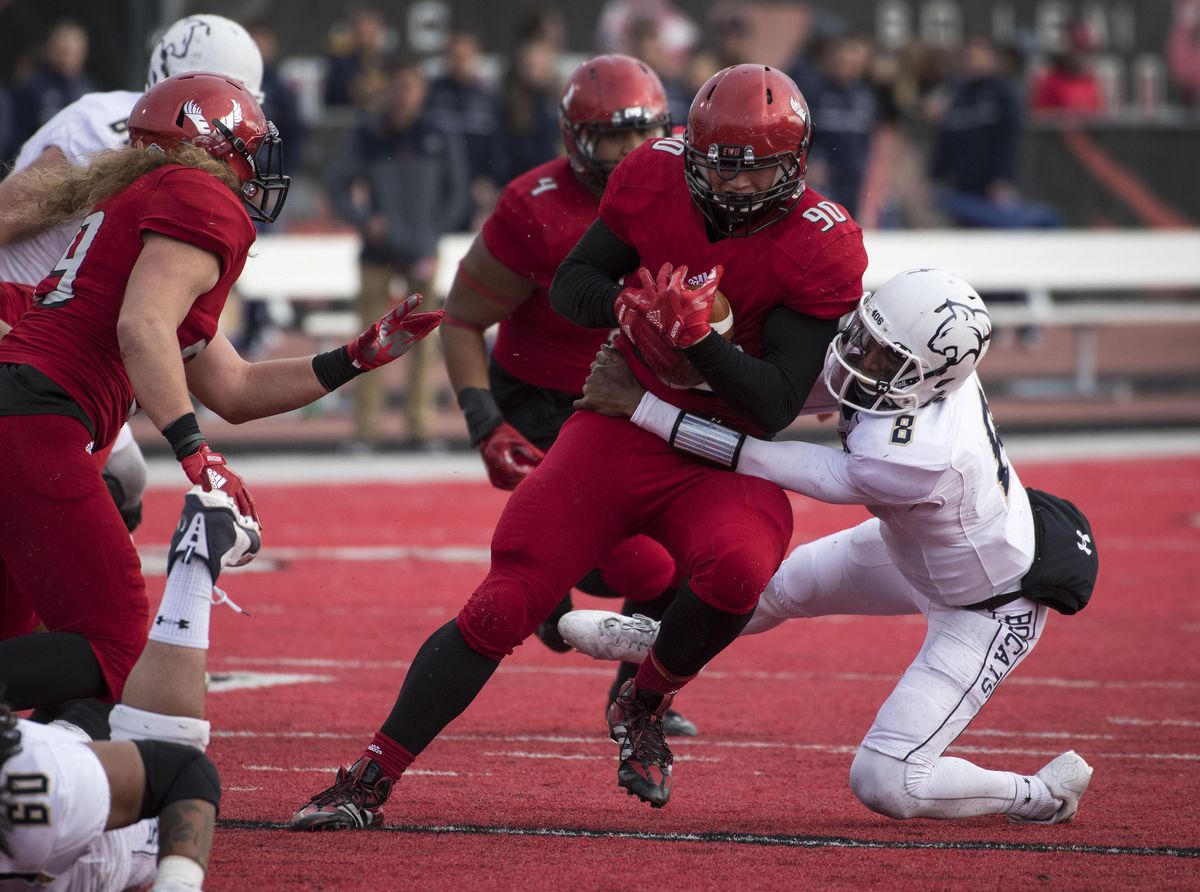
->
[[158, 799, 216, 870]]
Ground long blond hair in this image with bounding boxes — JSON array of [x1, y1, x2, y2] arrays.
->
[[2, 143, 241, 229]]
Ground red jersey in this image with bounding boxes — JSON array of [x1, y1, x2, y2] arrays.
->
[[0, 282, 34, 327], [600, 137, 867, 432], [0, 165, 255, 448], [482, 156, 608, 393]]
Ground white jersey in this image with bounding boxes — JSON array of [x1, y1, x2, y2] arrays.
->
[[0, 91, 140, 285], [0, 720, 109, 885], [633, 372, 1035, 607]]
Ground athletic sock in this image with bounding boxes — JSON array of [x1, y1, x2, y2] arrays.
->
[[365, 730, 415, 780], [1007, 774, 1060, 820], [633, 651, 696, 699], [379, 620, 500, 756], [147, 559, 216, 650]]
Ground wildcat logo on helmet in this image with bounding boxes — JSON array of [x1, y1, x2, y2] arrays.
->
[[928, 299, 990, 368]]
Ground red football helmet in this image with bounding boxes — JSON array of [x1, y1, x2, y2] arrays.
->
[[684, 65, 812, 237], [559, 54, 671, 189], [128, 71, 290, 223]]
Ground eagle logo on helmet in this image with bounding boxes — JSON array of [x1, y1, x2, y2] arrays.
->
[[216, 100, 243, 133], [181, 99, 211, 135], [927, 300, 991, 369], [789, 95, 807, 121]]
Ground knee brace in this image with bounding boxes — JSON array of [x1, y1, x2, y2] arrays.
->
[[110, 705, 211, 753], [132, 739, 220, 820]]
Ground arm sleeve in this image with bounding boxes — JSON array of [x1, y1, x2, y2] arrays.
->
[[683, 307, 839, 436], [548, 217, 639, 329]]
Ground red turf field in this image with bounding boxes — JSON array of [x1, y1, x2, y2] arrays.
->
[[136, 455, 1200, 890]]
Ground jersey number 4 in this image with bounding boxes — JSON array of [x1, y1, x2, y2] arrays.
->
[[38, 210, 105, 308], [978, 386, 1011, 497]]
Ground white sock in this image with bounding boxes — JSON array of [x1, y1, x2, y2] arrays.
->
[[152, 855, 205, 891], [1007, 774, 1060, 820], [110, 704, 210, 752], [148, 558, 215, 650]]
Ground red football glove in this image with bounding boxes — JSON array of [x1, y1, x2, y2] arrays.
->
[[180, 443, 259, 526], [478, 423, 545, 490], [614, 263, 724, 380], [347, 293, 445, 371]]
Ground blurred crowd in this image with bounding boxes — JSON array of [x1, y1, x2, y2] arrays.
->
[[1, 0, 1197, 447]]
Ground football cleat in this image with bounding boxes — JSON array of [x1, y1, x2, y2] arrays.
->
[[168, 486, 262, 582], [662, 709, 699, 737], [559, 610, 659, 663], [608, 680, 674, 808], [1009, 751, 1094, 825], [290, 757, 394, 831]]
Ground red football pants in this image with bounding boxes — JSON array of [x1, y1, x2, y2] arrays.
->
[[457, 411, 793, 660], [590, 534, 681, 602], [0, 415, 148, 701]]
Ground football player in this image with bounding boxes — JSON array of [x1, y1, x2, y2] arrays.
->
[[0, 72, 442, 714], [441, 54, 695, 735], [564, 269, 1099, 824], [290, 63, 865, 826], [0, 486, 262, 890], [0, 14, 268, 537]]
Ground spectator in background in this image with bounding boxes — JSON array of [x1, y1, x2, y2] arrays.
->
[[1168, 0, 1200, 111], [11, 20, 96, 148], [499, 37, 561, 181], [326, 58, 468, 449], [1031, 22, 1104, 116], [709, 11, 755, 70], [929, 35, 1061, 229], [596, 0, 697, 61], [324, 5, 392, 112], [627, 17, 691, 125], [805, 33, 899, 224], [426, 30, 504, 230]]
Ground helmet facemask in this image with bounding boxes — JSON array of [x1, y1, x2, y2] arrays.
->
[[823, 313, 930, 416], [684, 142, 805, 237], [564, 105, 671, 189], [211, 118, 290, 223]]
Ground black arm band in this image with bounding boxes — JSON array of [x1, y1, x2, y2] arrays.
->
[[312, 345, 364, 392], [133, 739, 221, 818], [457, 387, 504, 446], [549, 218, 639, 329], [683, 308, 839, 436], [161, 413, 206, 460]]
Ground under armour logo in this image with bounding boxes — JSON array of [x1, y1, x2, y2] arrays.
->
[[156, 616, 190, 629], [530, 176, 558, 197], [1076, 530, 1093, 555]]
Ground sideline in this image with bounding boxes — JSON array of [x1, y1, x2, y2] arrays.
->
[[144, 429, 1200, 487]]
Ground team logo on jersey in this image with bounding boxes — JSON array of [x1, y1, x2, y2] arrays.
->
[[927, 300, 990, 368]]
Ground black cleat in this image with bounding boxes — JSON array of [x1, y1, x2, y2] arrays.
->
[[289, 757, 394, 831], [607, 680, 674, 808], [534, 595, 574, 653]]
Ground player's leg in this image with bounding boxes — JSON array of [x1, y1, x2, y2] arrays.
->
[[111, 487, 261, 752], [0, 416, 147, 709], [100, 423, 148, 533], [560, 519, 923, 660], [608, 466, 793, 807], [848, 598, 1089, 822], [290, 411, 642, 830]]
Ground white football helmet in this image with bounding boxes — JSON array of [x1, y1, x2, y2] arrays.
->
[[145, 14, 264, 101], [824, 268, 992, 415]]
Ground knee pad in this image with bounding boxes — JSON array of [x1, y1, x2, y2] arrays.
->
[[457, 574, 549, 660], [132, 739, 220, 820], [590, 537, 678, 603], [110, 704, 211, 753], [849, 747, 925, 820]]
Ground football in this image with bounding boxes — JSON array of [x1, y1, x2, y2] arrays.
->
[[657, 291, 734, 389]]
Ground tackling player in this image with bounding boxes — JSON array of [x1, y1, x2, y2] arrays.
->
[[441, 54, 694, 735], [565, 269, 1099, 825], [0, 485, 264, 890], [0, 13, 268, 536], [290, 63, 865, 826], [0, 72, 442, 714]]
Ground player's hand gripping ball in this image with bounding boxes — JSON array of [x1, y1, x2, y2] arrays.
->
[[615, 263, 733, 389]]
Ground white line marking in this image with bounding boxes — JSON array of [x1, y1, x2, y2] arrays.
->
[[208, 671, 335, 693], [480, 751, 721, 763], [243, 764, 460, 777], [1108, 716, 1200, 728], [138, 544, 490, 576]]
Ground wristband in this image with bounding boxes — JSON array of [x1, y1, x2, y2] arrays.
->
[[312, 346, 364, 392], [457, 387, 503, 447], [668, 412, 746, 470], [162, 412, 206, 460]]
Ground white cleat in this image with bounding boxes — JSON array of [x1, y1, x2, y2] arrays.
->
[[557, 610, 660, 663], [1011, 750, 1094, 824]]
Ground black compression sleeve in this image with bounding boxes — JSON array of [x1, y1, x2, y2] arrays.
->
[[683, 306, 839, 436], [548, 218, 639, 329]]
